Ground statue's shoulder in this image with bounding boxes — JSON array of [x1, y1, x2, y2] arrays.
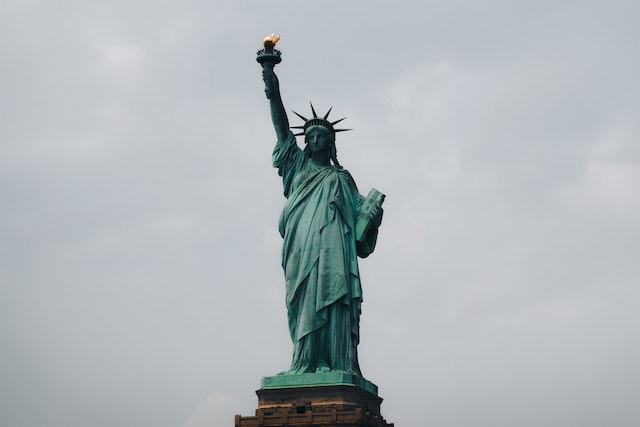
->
[[335, 166, 353, 178], [333, 166, 359, 190]]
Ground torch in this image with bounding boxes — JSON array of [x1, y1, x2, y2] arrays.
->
[[257, 34, 281, 99], [256, 34, 282, 70]]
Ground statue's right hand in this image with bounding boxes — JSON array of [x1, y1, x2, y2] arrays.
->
[[262, 67, 279, 99], [262, 67, 274, 81]]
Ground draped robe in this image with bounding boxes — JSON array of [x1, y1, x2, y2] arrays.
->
[[273, 132, 379, 375]]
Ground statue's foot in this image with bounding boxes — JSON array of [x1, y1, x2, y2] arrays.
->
[[315, 361, 331, 373]]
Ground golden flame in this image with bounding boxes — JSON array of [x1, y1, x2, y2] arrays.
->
[[263, 34, 280, 47]]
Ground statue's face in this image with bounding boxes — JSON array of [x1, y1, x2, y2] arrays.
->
[[305, 126, 333, 155]]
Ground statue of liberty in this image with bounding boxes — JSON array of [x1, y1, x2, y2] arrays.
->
[[258, 36, 384, 376]]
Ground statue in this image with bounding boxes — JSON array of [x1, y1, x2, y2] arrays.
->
[[258, 35, 384, 377]]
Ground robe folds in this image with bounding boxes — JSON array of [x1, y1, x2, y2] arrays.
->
[[273, 132, 379, 375]]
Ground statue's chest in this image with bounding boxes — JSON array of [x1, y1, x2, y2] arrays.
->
[[292, 162, 340, 193]]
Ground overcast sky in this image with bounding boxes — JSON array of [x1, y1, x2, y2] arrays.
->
[[1, 1, 639, 426]]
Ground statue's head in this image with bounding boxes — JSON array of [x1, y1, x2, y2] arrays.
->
[[292, 103, 350, 167], [305, 125, 334, 152]]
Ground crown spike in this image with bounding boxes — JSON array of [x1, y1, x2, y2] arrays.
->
[[331, 117, 347, 126], [323, 107, 333, 120], [334, 128, 352, 133], [310, 102, 318, 118], [292, 110, 308, 122]]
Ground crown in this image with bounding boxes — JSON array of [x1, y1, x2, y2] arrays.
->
[[291, 103, 352, 137]]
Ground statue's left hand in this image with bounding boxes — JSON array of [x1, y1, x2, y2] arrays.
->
[[370, 205, 383, 228]]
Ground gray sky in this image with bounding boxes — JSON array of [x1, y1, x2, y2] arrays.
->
[[1, 1, 639, 426]]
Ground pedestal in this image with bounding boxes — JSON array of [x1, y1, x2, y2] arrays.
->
[[235, 374, 394, 427]]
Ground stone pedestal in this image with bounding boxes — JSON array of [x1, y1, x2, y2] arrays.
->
[[235, 374, 394, 427]]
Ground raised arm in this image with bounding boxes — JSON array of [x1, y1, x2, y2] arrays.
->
[[262, 66, 290, 142]]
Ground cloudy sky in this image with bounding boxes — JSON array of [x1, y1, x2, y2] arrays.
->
[[1, 1, 639, 426]]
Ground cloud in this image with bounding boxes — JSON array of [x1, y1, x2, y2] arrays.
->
[[102, 44, 145, 76], [561, 113, 640, 210]]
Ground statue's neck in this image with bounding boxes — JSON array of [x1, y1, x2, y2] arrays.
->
[[310, 153, 331, 166]]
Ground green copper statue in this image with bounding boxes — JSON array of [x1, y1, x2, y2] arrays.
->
[[258, 36, 384, 376]]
